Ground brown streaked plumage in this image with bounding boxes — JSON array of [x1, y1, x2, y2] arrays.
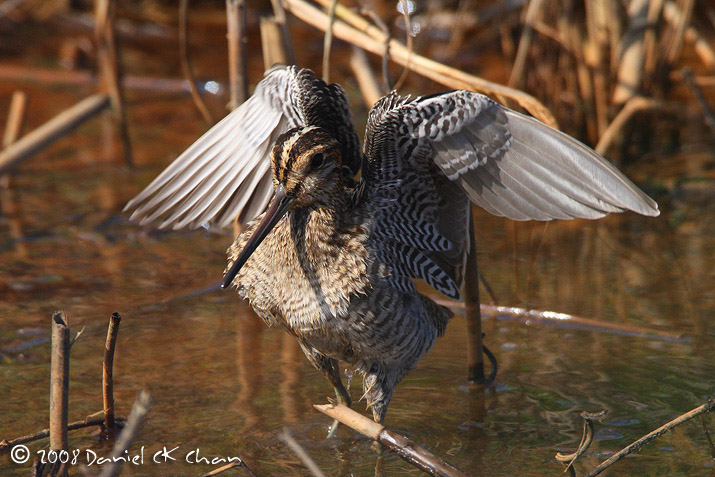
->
[[125, 66, 659, 424]]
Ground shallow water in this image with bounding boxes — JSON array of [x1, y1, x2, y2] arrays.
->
[[1, 6, 715, 476]]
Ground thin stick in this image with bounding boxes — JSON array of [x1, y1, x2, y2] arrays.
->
[[314, 402, 469, 477], [464, 214, 486, 384], [283, 0, 558, 127], [392, 0, 413, 90], [103, 312, 122, 436], [2, 91, 27, 148], [0, 417, 127, 456], [594, 96, 670, 155], [226, 0, 249, 110], [96, 391, 152, 477], [585, 400, 715, 477], [50, 312, 70, 453], [261, 17, 291, 68], [179, 0, 215, 124], [201, 459, 257, 477], [322, 0, 339, 82], [277, 429, 327, 477], [95, 0, 133, 167], [269, 0, 297, 64], [682, 67, 715, 132], [350, 46, 384, 107], [0, 94, 110, 175]]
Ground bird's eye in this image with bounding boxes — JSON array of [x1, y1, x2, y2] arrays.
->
[[311, 153, 325, 169]]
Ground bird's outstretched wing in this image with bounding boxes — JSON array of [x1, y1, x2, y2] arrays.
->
[[361, 90, 659, 299], [124, 66, 361, 230]]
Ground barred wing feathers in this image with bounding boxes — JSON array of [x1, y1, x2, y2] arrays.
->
[[124, 66, 361, 230], [362, 90, 659, 299]]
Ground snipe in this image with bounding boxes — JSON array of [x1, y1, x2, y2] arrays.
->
[[125, 66, 658, 424]]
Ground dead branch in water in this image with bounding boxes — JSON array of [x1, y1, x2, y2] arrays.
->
[[314, 402, 469, 477], [180, 0, 215, 124], [96, 391, 152, 477], [0, 94, 110, 175], [283, 0, 558, 127], [50, 312, 70, 454], [585, 399, 715, 477], [201, 458, 257, 477], [555, 410, 607, 475], [103, 313, 122, 437], [0, 416, 128, 456]]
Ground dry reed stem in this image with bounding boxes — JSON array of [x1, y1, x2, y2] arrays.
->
[[180, 0, 215, 124], [321, 0, 338, 82], [269, 0, 297, 63], [0, 65, 219, 95], [261, 17, 291, 68], [508, 0, 546, 88], [613, 0, 648, 104], [349, 46, 383, 107], [0, 417, 128, 456], [226, 0, 249, 110], [0, 93, 110, 175], [292, 0, 558, 127], [642, 0, 665, 76], [663, 1, 715, 70], [50, 312, 70, 454], [2, 91, 27, 148], [314, 402, 469, 476], [585, 400, 715, 476], [594, 96, 670, 155], [664, 0, 695, 66], [103, 313, 122, 436], [94, 0, 133, 167], [277, 429, 327, 477], [96, 391, 152, 477]]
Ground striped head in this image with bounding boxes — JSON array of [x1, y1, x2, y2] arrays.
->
[[221, 126, 342, 288], [270, 126, 343, 207]]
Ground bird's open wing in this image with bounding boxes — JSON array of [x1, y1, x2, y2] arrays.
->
[[361, 90, 659, 299], [124, 66, 361, 230]]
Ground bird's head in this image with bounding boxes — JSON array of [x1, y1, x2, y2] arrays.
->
[[221, 126, 342, 288], [270, 126, 343, 207]]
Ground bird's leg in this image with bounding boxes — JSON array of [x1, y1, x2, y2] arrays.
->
[[324, 357, 351, 438], [298, 343, 351, 437], [363, 365, 394, 425]]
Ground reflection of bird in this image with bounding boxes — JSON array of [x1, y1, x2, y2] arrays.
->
[[125, 66, 658, 423]]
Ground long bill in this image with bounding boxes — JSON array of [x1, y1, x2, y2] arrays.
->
[[221, 183, 294, 289]]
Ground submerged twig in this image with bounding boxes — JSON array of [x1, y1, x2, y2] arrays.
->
[[314, 402, 469, 476], [585, 400, 715, 477], [96, 391, 152, 477], [277, 429, 327, 477], [179, 0, 215, 124], [701, 416, 715, 458], [555, 410, 607, 475], [201, 457, 257, 477], [0, 416, 127, 456], [103, 313, 122, 436]]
